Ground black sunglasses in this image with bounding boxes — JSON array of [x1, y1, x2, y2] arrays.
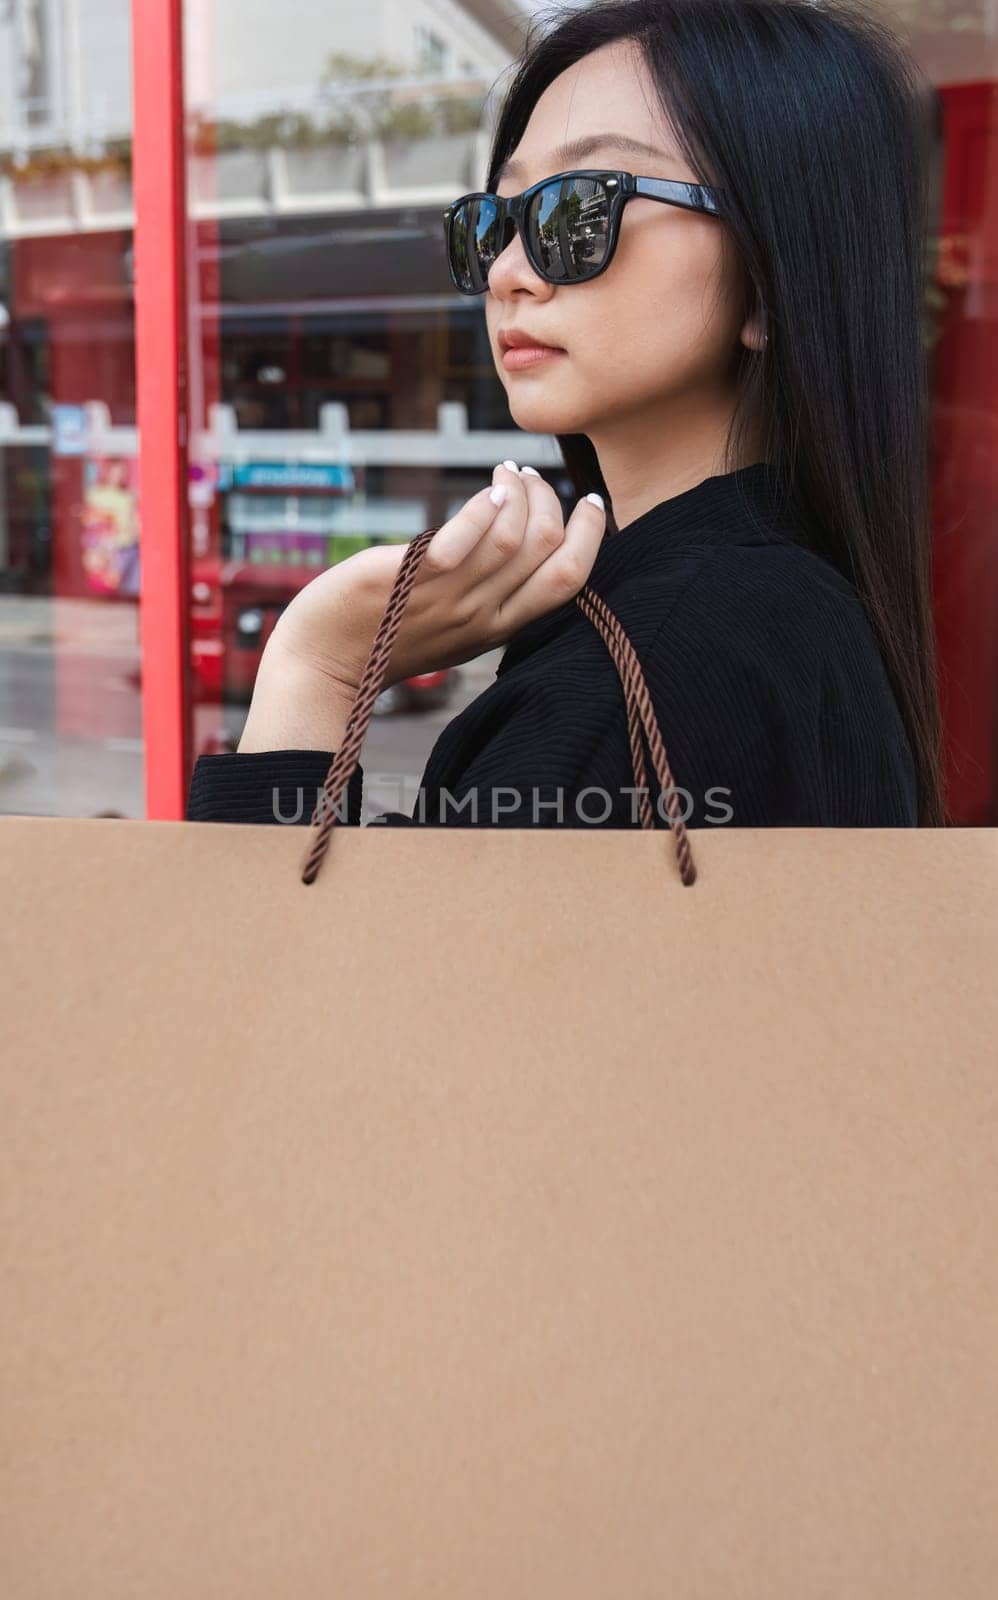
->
[[443, 168, 723, 295]]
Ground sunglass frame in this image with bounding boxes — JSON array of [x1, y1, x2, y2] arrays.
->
[[443, 168, 723, 295]]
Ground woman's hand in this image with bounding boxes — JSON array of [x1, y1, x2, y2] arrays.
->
[[237, 462, 606, 753], [275, 461, 605, 689]]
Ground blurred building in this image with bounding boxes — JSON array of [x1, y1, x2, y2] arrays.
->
[[0, 0, 994, 825]]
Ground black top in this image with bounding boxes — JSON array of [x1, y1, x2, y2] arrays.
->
[[186, 462, 919, 830]]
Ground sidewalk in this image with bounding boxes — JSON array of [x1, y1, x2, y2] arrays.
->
[[0, 639, 506, 821], [0, 600, 505, 677], [0, 596, 140, 651]]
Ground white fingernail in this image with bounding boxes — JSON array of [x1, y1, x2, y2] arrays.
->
[[501, 459, 519, 473], [520, 465, 541, 477], [489, 484, 509, 506], [585, 492, 604, 509]]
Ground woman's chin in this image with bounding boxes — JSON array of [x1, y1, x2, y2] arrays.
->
[[506, 392, 594, 438]]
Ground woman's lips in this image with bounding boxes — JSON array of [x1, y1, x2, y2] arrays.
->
[[501, 344, 566, 372]]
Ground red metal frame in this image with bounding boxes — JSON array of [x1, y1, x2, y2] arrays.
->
[[930, 81, 998, 826], [130, 0, 191, 819]]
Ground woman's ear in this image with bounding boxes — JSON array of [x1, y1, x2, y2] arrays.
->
[[740, 310, 769, 355]]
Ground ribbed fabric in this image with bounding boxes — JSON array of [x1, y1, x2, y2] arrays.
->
[[186, 462, 919, 830], [185, 748, 364, 827]]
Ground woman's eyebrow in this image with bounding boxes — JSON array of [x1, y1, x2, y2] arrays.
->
[[495, 132, 673, 185]]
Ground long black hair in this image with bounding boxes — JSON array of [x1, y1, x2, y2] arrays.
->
[[486, 0, 948, 827]]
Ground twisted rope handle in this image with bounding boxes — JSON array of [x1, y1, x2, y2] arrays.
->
[[300, 527, 698, 887], [574, 587, 697, 886], [300, 527, 435, 884]]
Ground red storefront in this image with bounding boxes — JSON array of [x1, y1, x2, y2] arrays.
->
[[0, 0, 994, 824]]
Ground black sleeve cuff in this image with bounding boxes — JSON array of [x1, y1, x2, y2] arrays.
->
[[186, 750, 364, 826]]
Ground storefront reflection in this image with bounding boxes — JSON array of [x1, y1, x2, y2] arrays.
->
[[0, 0, 994, 821]]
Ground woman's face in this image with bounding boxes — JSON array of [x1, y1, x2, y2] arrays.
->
[[484, 39, 756, 443]]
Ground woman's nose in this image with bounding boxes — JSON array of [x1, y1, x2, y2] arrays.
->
[[487, 219, 554, 300]]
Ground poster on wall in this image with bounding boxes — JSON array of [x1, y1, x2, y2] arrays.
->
[[81, 456, 140, 598], [51, 404, 88, 458]]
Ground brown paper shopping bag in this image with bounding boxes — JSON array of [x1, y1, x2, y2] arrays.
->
[[3, 527, 998, 1598]]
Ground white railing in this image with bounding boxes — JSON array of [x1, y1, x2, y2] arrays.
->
[[0, 126, 495, 236], [0, 400, 562, 470]]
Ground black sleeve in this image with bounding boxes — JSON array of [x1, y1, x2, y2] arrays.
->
[[186, 749, 367, 825], [185, 666, 640, 829]]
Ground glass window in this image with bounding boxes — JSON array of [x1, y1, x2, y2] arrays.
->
[[182, 0, 546, 813], [4, 0, 992, 823], [0, 0, 141, 819], [885, 0, 998, 825], [173, 0, 998, 822]]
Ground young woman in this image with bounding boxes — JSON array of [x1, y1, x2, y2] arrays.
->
[[188, 0, 946, 832]]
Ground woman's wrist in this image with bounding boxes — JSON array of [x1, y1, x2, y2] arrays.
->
[[237, 633, 358, 754]]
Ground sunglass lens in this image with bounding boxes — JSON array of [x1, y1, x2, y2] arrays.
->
[[449, 196, 501, 293], [526, 176, 611, 282]]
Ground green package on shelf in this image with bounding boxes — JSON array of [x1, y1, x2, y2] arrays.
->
[[329, 535, 372, 563]]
